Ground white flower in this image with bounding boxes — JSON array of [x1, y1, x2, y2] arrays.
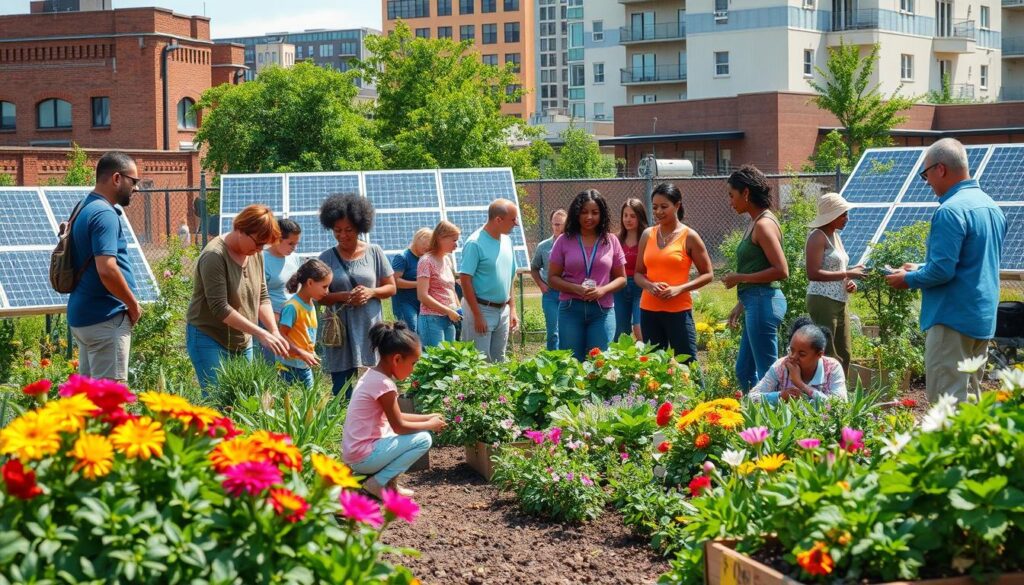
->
[[921, 394, 958, 433], [635, 340, 646, 351], [996, 368, 1024, 391], [956, 355, 988, 373], [500, 418, 515, 430], [721, 448, 747, 468], [880, 432, 912, 457], [605, 367, 621, 382], [582, 361, 594, 374], [602, 436, 615, 445]]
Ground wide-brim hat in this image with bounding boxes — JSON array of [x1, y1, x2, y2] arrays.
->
[[808, 192, 852, 229]]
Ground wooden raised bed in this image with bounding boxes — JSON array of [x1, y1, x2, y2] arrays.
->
[[704, 540, 1024, 585], [464, 441, 533, 481]]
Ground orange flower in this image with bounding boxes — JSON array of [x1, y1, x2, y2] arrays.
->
[[311, 453, 361, 488], [595, 359, 605, 368], [40, 358, 51, 368], [210, 436, 264, 472], [250, 431, 303, 471], [694, 433, 711, 449], [170, 405, 222, 431], [647, 379, 659, 392], [588, 348, 601, 358], [796, 542, 834, 576], [639, 356, 649, 363], [704, 411, 722, 425], [268, 488, 309, 523]]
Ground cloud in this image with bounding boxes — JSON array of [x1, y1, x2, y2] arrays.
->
[[209, 5, 382, 38]]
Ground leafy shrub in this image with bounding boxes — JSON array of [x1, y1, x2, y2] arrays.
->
[[0, 375, 418, 584], [426, 365, 522, 446], [407, 341, 487, 405], [511, 350, 586, 429], [584, 336, 695, 402], [859, 221, 928, 346], [209, 355, 287, 411]]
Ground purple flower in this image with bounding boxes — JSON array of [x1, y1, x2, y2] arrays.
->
[[457, 393, 466, 401], [797, 438, 821, 449], [498, 395, 508, 404], [739, 426, 770, 446], [581, 475, 594, 486], [453, 415, 463, 423], [566, 471, 575, 481]]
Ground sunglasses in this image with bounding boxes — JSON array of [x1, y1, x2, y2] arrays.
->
[[918, 162, 940, 181], [118, 172, 141, 186]]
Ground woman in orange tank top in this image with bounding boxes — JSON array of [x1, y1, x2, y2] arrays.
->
[[634, 183, 714, 364]]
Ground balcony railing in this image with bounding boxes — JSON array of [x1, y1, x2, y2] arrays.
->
[[936, 18, 976, 40], [950, 83, 975, 100], [620, 64, 686, 84], [619, 21, 686, 43], [1004, 36, 1024, 56], [1003, 0, 1024, 7], [1000, 86, 1024, 101], [830, 9, 880, 31]]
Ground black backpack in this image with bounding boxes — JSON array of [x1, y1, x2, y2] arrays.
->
[[49, 200, 93, 294]]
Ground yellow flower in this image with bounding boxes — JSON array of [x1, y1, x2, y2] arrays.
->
[[704, 397, 741, 411], [41, 394, 98, 433], [755, 453, 788, 473], [737, 462, 757, 476], [139, 391, 193, 415], [715, 409, 744, 429], [719, 377, 731, 389], [696, 322, 712, 333], [312, 453, 361, 488], [210, 436, 264, 471], [71, 433, 114, 479], [110, 416, 165, 460], [170, 405, 222, 430], [0, 410, 62, 462], [836, 481, 850, 491], [714, 322, 727, 332], [995, 390, 1011, 402]]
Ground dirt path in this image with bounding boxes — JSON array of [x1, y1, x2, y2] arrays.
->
[[381, 446, 669, 585]]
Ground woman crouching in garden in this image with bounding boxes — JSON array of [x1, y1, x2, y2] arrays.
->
[[749, 316, 848, 404]]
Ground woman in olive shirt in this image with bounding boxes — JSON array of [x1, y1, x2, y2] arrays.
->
[[186, 204, 290, 389], [722, 166, 790, 392]]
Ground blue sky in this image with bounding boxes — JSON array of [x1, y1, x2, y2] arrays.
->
[[1, 1, 383, 37]]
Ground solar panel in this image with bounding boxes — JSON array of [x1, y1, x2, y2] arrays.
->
[[371, 211, 443, 253], [127, 248, 160, 303], [440, 169, 517, 208], [288, 173, 360, 213], [841, 149, 923, 204], [999, 205, 1024, 271], [978, 145, 1024, 203], [289, 214, 335, 256], [877, 205, 936, 243], [839, 207, 888, 265], [220, 175, 285, 214], [42, 189, 138, 246], [0, 190, 56, 247], [901, 146, 990, 203], [0, 250, 67, 309], [364, 171, 440, 210]]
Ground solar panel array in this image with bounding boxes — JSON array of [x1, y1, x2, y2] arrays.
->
[[219, 168, 530, 269], [0, 187, 160, 315], [839, 144, 1024, 273]]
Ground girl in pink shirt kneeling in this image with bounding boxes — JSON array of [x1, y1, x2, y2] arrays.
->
[[343, 321, 446, 497]]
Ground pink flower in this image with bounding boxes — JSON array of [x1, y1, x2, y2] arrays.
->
[[797, 438, 821, 449], [163, 269, 173, 278], [338, 490, 384, 527], [381, 489, 420, 523], [739, 426, 770, 446], [620, 452, 630, 462], [547, 427, 562, 445], [456, 393, 466, 401], [551, 472, 560, 482], [59, 374, 135, 414], [565, 471, 574, 481], [581, 475, 594, 487], [840, 427, 864, 452], [221, 461, 282, 497], [523, 430, 545, 445], [702, 461, 716, 475], [208, 417, 242, 439], [453, 416, 463, 424], [498, 395, 508, 404]]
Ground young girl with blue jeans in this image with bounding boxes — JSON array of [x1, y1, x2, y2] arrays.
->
[[343, 321, 446, 498]]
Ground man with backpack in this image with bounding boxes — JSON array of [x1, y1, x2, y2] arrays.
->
[[66, 151, 142, 382]]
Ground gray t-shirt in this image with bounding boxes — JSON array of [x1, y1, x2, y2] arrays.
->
[[318, 244, 394, 372], [530, 236, 555, 285]]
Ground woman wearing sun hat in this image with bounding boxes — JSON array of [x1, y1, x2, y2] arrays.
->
[[804, 192, 866, 373]]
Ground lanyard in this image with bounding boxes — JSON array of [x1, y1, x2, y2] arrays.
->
[[577, 236, 600, 279]]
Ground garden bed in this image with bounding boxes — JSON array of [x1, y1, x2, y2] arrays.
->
[[380, 446, 668, 585]]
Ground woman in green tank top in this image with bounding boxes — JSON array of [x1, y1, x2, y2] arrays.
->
[[721, 166, 790, 392]]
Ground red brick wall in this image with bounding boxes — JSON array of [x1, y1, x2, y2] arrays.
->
[[212, 44, 246, 87], [0, 146, 200, 187]]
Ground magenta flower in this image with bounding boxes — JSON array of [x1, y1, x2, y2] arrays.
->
[[453, 415, 463, 423], [620, 452, 630, 462], [840, 427, 864, 452], [797, 438, 821, 449], [523, 430, 545, 445], [547, 427, 562, 445], [221, 461, 282, 497], [581, 475, 594, 487], [381, 489, 420, 523], [456, 393, 466, 401], [565, 471, 575, 481], [339, 490, 384, 527], [739, 426, 770, 446]]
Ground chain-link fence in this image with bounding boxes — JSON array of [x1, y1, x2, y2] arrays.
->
[[128, 187, 217, 263]]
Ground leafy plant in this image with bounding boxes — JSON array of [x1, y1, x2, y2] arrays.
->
[[431, 366, 521, 446], [511, 350, 586, 429], [407, 341, 488, 408], [209, 355, 287, 411], [584, 336, 695, 403], [859, 221, 928, 346]]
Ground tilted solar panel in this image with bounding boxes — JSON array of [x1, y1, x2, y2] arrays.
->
[[841, 149, 923, 204], [901, 146, 990, 203], [979, 145, 1024, 203]]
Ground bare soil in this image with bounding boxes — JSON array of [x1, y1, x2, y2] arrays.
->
[[381, 446, 669, 585]]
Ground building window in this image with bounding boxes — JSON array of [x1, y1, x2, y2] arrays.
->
[[980, 65, 988, 89], [632, 94, 656, 104], [593, 102, 605, 119], [460, 25, 475, 41], [438, 26, 453, 39], [415, 27, 430, 38], [320, 44, 334, 57], [714, 51, 729, 76], [504, 52, 521, 71], [715, 0, 728, 12], [570, 64, 584, 86], [91, 97, 110, 128], [899, 0, 914, 13], [570, 103, 585, 118], [459, 0, 473, 14], [387, 0, 430, 19], [178, 98, 197, 130], [0, 101, 15, 130], [504, 0, 519, 10], [482, 0, 496, 13], [719, 149, 732, 173], [980, 6, 990, 29], [482, 54, 498, 66], [506, 84, 522, 103], [803, 49, 813, 77], [37, 98, 71, 129], [593, 63, 605, 83], [482, 23, 498, 44], [683, 149, 705, 174], [900, 53, 913, 80], [504, 22, 521, 43], [438, 0, 452, 16], [592, 20, 603, 42]]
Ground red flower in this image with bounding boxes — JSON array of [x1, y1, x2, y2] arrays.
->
[[734, 390, 743, 399], [588, 347, 602, 358], [39, 358, 51, 368], [900, 398, 917, 408], [411, 380, 420, 388], [101, 407, 139, 428], [21, 379, 52, 396], [797, 542, 835, 576], [694, 433, 712, 449], [208, 417, 242, 439], [655, 402, 674, 427], [2, 460, 43, 500], [59, 375, 136, 414], [657, 441, 671, 453], [639, 356, 649, 363], [688, 476, 711, 497]]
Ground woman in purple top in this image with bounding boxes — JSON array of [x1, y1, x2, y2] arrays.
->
[[548, 189, 627, 362]]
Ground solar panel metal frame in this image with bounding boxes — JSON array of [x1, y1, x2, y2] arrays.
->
[[0, 187, 161, 316]]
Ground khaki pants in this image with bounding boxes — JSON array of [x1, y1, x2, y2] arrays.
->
[[806, 294, 851, 373], [925, 324, 987, 404], [70, 312, 132, 382]]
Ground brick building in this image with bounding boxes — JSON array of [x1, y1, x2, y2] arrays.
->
[[0, 5, 246, 154], [609, 91, 1024, 175]]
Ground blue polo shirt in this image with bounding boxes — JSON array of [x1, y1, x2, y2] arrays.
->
[[67, 193, 138, 328], [459, 227, 516, 304], [904, 179, 1006, 340]]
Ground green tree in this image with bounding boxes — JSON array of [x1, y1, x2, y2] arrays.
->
[[805, 129, 852, 173], [550, 126, 617, 179], [356, 22, 542, 179], [0, 174, 14, 186], [807, 42, 916, 165], [44, 143, 94, 186], [194, 61, 382, 173]]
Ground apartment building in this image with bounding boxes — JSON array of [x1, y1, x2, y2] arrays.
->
[[1006, 0, 1024, 101], [535, 0, 569, 118], [214, 29, 377, 84], [566, 0, 628, 121], [254, 41, 296, 74], [382, 0, 537, 118]]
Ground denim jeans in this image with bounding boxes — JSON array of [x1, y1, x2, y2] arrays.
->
[[558, 299, 615, 362], [331, 368, 359, 398], [419, 313, 456, 348], [186, 324, 253, 390], [393, 298, 419, 334], [541, 289, 561, 351], [613, 276, 642, 339], [281, 366, 314, 389], [348, 431, 432, 486], [461, 300, 510, 362], [736, 286, 787, 392]]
